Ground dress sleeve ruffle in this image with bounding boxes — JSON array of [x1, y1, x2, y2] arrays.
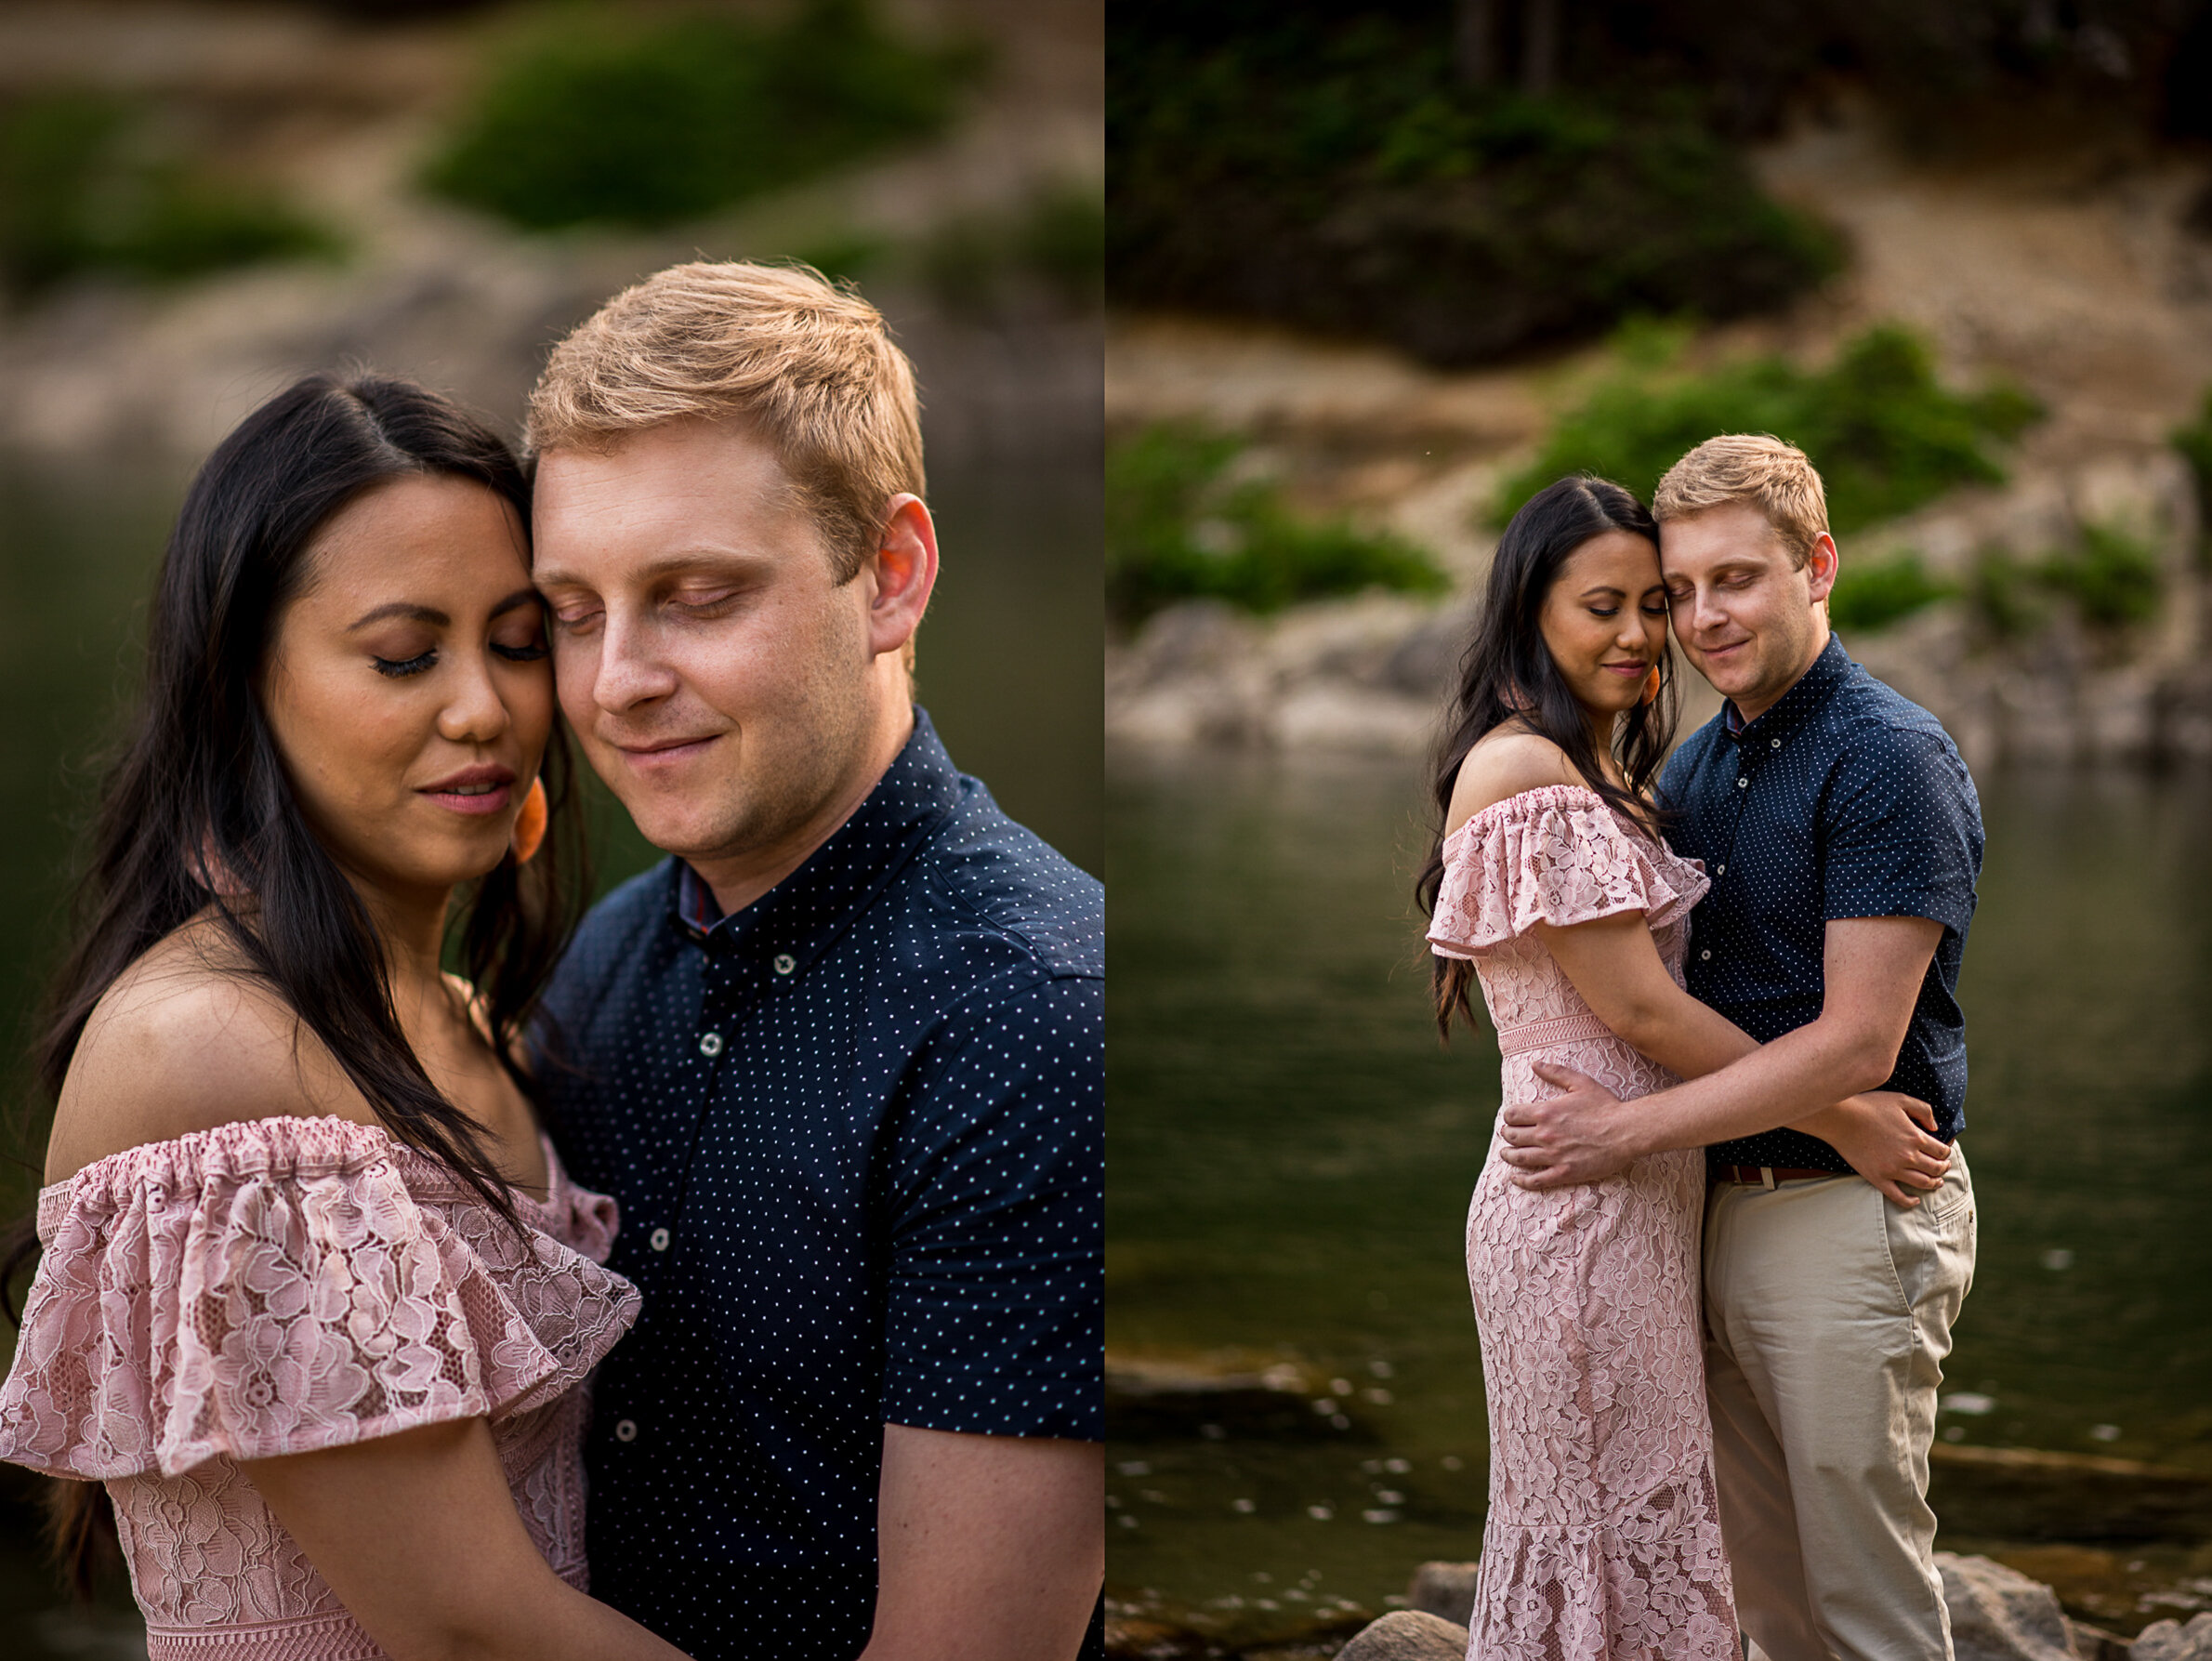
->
[[0, 1115, 639, 1481], [1428, 783, 1708, 960]]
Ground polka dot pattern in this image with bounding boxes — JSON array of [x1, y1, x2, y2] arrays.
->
[[535, 709, 1102, 1658], [1659, 636, 1983, 1175]]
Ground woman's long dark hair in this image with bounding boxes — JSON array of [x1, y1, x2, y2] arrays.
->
[[6, 370, 589, 1595], [1414, 475, 1678, 1037]]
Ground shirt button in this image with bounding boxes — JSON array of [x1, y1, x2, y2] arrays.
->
[[698, 1031, 723, 1058], [1736, 776, 1748, 788], [1700, 949, 1712, 960], [772, 953, 797, 976], [649, 1227, 671, 1252], [1715, 863, 1726, 875], [613, 1418, 639, 1443], [1770, 737, 1783, 749]]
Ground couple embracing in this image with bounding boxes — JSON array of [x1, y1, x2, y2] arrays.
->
[[1420, 438, 1982, 1660], [0, 262, 1103, 1660]]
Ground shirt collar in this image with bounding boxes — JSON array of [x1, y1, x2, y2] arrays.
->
[[667, 707, 963, 974], [1720, 633, 1851, 744]]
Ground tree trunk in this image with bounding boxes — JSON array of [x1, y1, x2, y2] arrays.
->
[[1521, 0, 1560, 96], [1455, 0, 1496, 86]]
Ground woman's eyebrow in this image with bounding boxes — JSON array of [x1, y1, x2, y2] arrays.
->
[[346, 602, 446, 631], [488, 587, 542, 617]]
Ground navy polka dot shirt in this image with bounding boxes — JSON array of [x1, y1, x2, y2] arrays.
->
[[1659, 636, 1983, 1175], [535, 709, 1103, 1659]]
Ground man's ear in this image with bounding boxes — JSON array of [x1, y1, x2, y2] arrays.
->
[[863, 494, 939, 660], [1804, 533, 1839, 605]]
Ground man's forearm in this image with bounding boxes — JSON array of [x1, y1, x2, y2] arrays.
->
[[1618, 1014, 1894, 1158]]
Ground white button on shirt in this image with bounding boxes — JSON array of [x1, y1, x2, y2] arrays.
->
[[772, 953, 797, 976], [649, 1228, 671, 1253], [698, 1031, 723, 1057], [613, 1418, 639, 1443]]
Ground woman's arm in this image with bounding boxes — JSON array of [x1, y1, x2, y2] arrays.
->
[[1532, 911, 1950, 1203], [243, 1417, 689, 1661]]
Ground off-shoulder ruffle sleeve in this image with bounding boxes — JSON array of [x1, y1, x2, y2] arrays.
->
[[0, 1115, 639, 1481], [1428, 783, 1707, 959]]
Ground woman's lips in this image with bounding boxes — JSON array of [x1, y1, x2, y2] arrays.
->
[[419, 764, 515, 816]]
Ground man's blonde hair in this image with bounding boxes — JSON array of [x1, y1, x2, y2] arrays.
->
[[1653, 433, 1828, 567], [526, 261, 925, 580]]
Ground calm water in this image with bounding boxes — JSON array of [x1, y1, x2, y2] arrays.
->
[[1106, 747, 2212, 1639], [0, 447, 1101, 1651]]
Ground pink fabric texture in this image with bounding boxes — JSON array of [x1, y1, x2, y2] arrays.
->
[[1428, 785, 1737, 1659], [0, 1114, 639, 1660]]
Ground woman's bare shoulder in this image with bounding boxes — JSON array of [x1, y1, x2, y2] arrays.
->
[[47, 921, 368, 1183], [1444, 728, 1584, 835]]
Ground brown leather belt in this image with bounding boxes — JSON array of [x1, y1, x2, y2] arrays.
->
[[1715, 1165, 1845, 1187]]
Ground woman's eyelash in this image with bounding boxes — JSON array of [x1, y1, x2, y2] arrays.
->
[[493, 641, 549, 662], [373, 652, 435, 679]]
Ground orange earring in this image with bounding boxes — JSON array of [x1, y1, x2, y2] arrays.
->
[[512, 777, 548, 864], [1639, 665, 1662, 705]]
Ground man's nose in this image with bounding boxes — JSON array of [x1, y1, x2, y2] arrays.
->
[[593, 613, 679, 712]]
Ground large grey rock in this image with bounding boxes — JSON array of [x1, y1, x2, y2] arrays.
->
[[1936, 1552, 2076, 1661], [1335, 1609, 1470, 1661], [1406, 1561, 1481, 1628], [2133, 1614, 2212, 1661]]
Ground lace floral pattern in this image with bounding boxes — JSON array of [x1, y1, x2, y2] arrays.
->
[[1429, 786, 1737, 1659], [0, 1115, 638, 1660]]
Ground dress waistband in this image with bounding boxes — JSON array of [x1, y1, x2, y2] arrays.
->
[[147, 1612, 386, 1660], [1497, 1011, 1616, 1057]]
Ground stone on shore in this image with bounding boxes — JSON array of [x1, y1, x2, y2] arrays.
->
[[1939, 1551, 2079, 1661], [1333, 1609, 1470, 1661], [2133, 1614, 2212, 1661], [1405, 1561, 1480, 1628]]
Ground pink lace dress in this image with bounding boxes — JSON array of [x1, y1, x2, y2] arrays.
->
[[1428, 784, 1736, 1659], [0, 1114, 640, 1660]]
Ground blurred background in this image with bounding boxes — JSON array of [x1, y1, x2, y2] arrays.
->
[[1106, 2, 2212, 1654], [0, 0, 1099, 1652]]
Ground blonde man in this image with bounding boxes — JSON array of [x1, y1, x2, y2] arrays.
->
[[525, 262, 1103, 1661], [1497, 435, 1981, 1659]]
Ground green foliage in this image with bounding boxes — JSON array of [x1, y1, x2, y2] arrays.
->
[[1109, 22, 1841, 366], [2170, 387, 2212, 555], [425, 1, 985, 231], [1495, 324, 2044, 532], [1827, 551, 1955, 633], [2035, 524, 2162, 628], [916, 186, 1102, 315], [1967, 548, 2046, 640], [1109, 423, 1446, 624], [0, 92, 338, 297], [1966, 527, 2162, 639]]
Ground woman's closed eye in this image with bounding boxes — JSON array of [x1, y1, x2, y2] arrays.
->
[[373, 650, 436, 679]]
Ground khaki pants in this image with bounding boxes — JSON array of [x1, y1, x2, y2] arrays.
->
[[1703, 1148, 1976, 1661]]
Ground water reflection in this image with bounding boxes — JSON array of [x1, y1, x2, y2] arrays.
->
[[1106, 746, 2212, 1632]]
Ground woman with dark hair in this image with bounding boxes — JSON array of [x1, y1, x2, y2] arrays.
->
[[0, 374, 691, 1660], [1414, 477, 1947, 1654]]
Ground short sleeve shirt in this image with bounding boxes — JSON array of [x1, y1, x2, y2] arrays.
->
[[534, 710, 1103, 1661], [1658, 636, 1983, 1174]]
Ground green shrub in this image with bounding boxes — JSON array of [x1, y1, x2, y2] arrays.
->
[[1109, 423, 1446, 625], [1109, 22, 1840, 366], [1968, 548, 2046, 640], [1965, 528, 2161, 639], [425, 2, 985, 231], [1494, 323, 2043, 532], [2036, 524, 2162, 628], [2171, 387, 2212, 555], [1828, 551, 1955, 633], [0, 92, 338, 297], [918, 186, 1102, 315]]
